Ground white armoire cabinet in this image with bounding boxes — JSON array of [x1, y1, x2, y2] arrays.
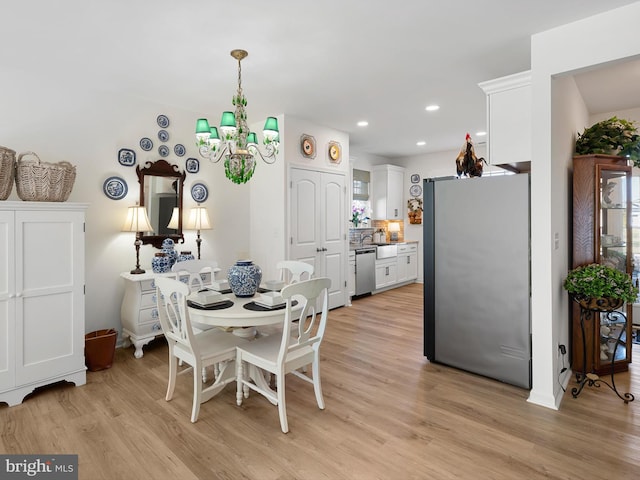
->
[[0, 202, 87, 406], [371, 164, 405, 220]]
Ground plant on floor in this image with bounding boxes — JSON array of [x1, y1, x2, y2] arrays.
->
[[563, 263, 638, 304], [575, 116, 640, 165]]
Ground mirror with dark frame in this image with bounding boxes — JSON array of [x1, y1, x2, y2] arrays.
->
[[136, 159, 186, 249]]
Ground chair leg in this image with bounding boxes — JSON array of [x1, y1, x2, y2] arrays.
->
[[166, 348, 177, 401], [276, 374, 289, 433], [236, 356, 244, 406], [202, 366, 208, 383], [191, 362, 203, 423], [312, 358, 325, 410]]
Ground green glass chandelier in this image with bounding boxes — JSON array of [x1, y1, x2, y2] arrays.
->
[[195, 49, 279, 184]]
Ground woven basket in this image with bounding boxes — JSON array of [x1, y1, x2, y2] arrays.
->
[[0, 146, 16, 200], [15, 152, 76, 202]]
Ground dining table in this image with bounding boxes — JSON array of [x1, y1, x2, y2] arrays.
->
[[186, 289, 300, 403]]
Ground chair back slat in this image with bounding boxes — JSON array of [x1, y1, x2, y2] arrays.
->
[[279, 277, 330, 364], [155, 277, 199, 355]]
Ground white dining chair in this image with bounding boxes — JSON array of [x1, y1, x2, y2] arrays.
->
[[155, 277, 249, 423], [235, 277, 331, 433], [277, 260, 314, 284], [171, 259, 221, 292]]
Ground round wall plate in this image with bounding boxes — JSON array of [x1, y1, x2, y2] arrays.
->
[[191, 182, 209, 202], [411, 173, 421, 184], [103, 176, 128, 200], [410, 184, 422, 197], [300, 134, 316, 159], [140, 138, 153, 151], [328, 141, 341, 164], [157, 114, 170, 128]]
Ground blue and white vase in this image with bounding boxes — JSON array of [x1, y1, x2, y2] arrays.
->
[[161, 238, 178, 267], [152, 253, 171, 273], [176, 251, 195, 263], [227, 260, 262, 298]]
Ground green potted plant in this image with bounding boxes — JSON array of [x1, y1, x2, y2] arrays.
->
[[563, 263, 638, 310], [575, 116, 640, 166]]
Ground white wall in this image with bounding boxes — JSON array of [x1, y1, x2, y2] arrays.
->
[[529, 1, 640, 409], [0, 71, 251, 339]]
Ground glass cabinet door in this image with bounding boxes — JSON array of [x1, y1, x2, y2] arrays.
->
[[595, 163, 632, 367]]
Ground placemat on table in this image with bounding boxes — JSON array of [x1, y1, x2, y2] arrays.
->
[[187, 299, 234, 310]]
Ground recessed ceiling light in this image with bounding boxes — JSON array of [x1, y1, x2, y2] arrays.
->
[[416, 141, 426, 146], [425, 105, 440, 112], [476, 131, 487, 136], [357, 121, 368, 127]]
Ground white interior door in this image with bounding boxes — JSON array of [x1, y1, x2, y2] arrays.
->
[[290, 167, 346, 309]]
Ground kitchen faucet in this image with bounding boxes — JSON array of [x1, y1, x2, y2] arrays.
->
[[360, 233, 373, 246]]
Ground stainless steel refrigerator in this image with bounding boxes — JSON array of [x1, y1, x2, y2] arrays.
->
[[423, 174, 531, 389]]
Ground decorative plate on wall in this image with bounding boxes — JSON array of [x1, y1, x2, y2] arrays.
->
[[157, 114, 170, 128], [191, 182, 209, 202], [118, 148, 136, 167], [174, 144, 186, 157], [158, 130, 169, 142], [409, 184, 422, 197], [140, 137, 153, 151], [103, 176, 128, 200], [300, 134, 316, 159], [158, 145, 170, 157], [186, 158, 200, 173], [328, 141, 341, 164], [411, 173, 421, 184]]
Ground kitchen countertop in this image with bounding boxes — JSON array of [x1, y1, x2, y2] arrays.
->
[[349, 240, 418, 251]]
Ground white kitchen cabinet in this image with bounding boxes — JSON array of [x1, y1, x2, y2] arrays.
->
[[0, 202, 87, 406], [396, 243, 418, 284], [375, 258, 397, 290], [372, 164, 405, 220], [478, 70, 531, 169]]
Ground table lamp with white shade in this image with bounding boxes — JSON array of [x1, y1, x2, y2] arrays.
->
[[388, 221, 401, 242], [122, 205, 153, 274], [167, 207, 180, 232], [186, 205, 212, 259]]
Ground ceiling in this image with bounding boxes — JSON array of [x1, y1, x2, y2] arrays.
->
[[2, 0, 639, 158]]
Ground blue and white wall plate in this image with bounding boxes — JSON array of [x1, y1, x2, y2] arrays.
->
[[103, 176, 128, 200], [409, 184, 422, 197], [174, 144, 186, 157], [118, 148, 136, 166], [140, 138, 153, 151], [191, 182, 208, 202], [186, 157, 199, 173], [158, 145, 170, 157], [158, 130, 169, 142], [157, 114, 170, 128]]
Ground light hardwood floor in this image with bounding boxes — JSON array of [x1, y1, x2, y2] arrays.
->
[[1, 283, 639, 479]]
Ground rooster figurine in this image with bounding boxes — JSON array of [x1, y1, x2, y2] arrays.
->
[[455, 133, 486, 178]]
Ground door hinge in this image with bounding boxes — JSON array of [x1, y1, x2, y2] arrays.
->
[[290, 237, 293, 245]]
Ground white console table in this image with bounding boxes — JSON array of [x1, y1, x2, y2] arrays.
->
[[120, 270, 214, 358]]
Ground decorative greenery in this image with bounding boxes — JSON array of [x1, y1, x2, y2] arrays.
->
[[351, 205, 366, 227], [575, 116, 640, 165], [563, 263, 638, 304]]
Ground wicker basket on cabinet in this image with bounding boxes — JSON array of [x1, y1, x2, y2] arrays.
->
[[15, 152, 76, 202], [0, 146, 16, 200]]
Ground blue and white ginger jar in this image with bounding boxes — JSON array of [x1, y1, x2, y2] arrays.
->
[[161, 238, 178, 267], [176, 251, 195, 263], [227, 260, 262, 298], [152, 253, 171, 273]]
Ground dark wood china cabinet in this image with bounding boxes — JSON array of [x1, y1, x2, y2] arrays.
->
[[571, 154, 633, 375]]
